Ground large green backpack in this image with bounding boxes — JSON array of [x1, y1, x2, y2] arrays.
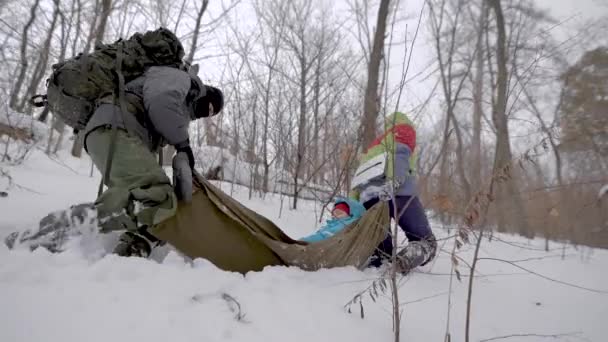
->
[[32, 27, 185, 132]]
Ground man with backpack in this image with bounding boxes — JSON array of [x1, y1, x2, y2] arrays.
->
[[30, 28, 224, 257], [85, 65, 224, 258]]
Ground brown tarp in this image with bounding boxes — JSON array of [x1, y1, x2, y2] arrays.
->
[[149, 178, 389, 273]]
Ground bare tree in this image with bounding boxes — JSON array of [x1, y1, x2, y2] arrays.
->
[[93, 0, 112, 46], [18, 0, 61, 114], [9, 0, 41, 111], [185, 0, 209, 64], [486, 0, 529, 234], [429, 0, 477, 203], [71, 0, 113, 158], [471, 1, 487, 184], [360, 0, 391, 149]]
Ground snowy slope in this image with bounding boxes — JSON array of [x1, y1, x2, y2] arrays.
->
[[1, 134, 608, 341]]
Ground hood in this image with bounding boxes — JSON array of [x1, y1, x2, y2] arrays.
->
[[334, 197, 366, 218], [384, 112, 413, 130], [187, 63, 205, 101]]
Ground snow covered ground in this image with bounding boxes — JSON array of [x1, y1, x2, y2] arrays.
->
[[1, 134, 608, 341]]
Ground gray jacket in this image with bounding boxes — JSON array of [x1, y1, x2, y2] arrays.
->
[[84, 66, 203, 151]]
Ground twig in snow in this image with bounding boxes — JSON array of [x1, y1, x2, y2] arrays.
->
[[479, 331, 585, 342], [221, 292, 248, 322], [500, 254, 576, 263], [478, 257, 608, 294], [43, 151, 80, 175], [0, 167, 43, 194], [400, 291, 448, 306]]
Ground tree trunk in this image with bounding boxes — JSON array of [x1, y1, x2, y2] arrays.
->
[[248, 98, 258, 198], [93, 0, 112, 47], [183, 0, 209, 159], [204, 120, 217, 146], [450, 111, 472, 200], [82, 0, 100, 55], [9, 0, 41, 111], [71, 0, 111, 158], [360, 0, 390, 149], [487, 0, 528, 234], [472, 3, 486, 183], [19, 1, 60, 113], [293, 57, 308, 210], [312, 52, 322, 185], [262, 88, 271, 193], [72, 0, 83, 56], [438, 115, 452, 223], [185, 0, 209, 64]]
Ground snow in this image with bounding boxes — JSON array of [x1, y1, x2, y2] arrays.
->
[[599, 184, 608, 200], [0, 106, 49, 140], [195, 144, 334, 202], [2, 132, 608, 341]]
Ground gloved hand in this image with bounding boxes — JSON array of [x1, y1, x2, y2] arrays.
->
[[378, 182, 395, 202], [175, 144, 195, 170]]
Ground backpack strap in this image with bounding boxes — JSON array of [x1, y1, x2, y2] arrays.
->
[[97, 42, 130, 198]]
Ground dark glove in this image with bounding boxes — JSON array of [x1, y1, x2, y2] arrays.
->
[[175, 143, 195, 170]]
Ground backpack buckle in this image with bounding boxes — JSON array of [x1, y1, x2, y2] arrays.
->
[[30, 94, 48, 107]]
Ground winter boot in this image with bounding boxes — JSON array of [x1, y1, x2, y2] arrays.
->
[[395, 237, 437, 274], [113, 231, 152, 258]]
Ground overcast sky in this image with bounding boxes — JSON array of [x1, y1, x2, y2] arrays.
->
[[200, 0, 607, 145], [379, 0, 608, 134]]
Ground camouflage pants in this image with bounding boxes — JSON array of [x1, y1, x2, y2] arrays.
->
[[86, 126, 176, 233]]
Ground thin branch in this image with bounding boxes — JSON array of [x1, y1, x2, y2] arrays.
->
[[479, 258, 608, 294], [479, 332, 584, 342]]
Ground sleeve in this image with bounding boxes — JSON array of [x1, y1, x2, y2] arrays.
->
[[393, 143, 413, 185], [143, 66, 192, 146], [388, 123, 416, 185], [300, 221, 347, 243]]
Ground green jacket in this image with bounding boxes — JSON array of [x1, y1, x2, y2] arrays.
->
[[350, 112, 418, 202]]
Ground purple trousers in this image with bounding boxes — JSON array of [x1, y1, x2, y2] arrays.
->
[[364, 196, 433, 267]]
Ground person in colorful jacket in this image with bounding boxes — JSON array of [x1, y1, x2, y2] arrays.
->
[[300, 197, 366, 243], [350, 112, 436, 273]]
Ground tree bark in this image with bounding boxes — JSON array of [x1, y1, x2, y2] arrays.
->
[[93, 0, 112, 47], [82, 0, 100, 55], [312, 51, 322, 185], [360, 0, 390, 149], [9, 0, 41, 111], [262, 81, 271, 193], [186, 0, 209, 64], [472, 2, 487, 183], [487, 0, 528, 234], [72, 0, 83, 56], [19, 1, 60, 113], [185, 0, 210, 153], [293, 54, 308, 209], [71, 0, 112, 158]]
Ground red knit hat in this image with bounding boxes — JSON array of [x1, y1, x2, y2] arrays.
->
[[333, 202, 350, 215]]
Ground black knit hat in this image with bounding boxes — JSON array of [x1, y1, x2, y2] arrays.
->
[[194, 85, 224, 118]]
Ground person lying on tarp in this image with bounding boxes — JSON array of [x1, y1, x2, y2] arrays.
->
[[300, 197, 366, 243]]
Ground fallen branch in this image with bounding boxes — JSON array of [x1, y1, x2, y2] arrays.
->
[[479, 331, 584, 342], [221, 292, 247, 322], [478, 257, 608, 294]]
